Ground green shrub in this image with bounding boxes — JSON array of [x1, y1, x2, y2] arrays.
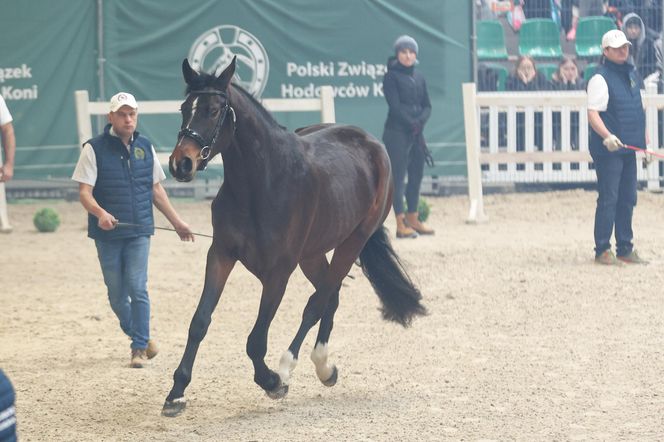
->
[[417, 198, 430, 222], [33, 207, 61, 232]]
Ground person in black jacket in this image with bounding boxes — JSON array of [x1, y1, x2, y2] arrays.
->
[[506, 56, 551, 151], [552, 56, 586, 148], [382, 35, 434, 238]]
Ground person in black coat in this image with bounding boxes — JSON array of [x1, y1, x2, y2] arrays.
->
[[552, 56, 586, 148], [382, 35, 434, 238], [506, 56, 551, 151]]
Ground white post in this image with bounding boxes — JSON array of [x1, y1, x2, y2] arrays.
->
[[74, 90, 94, 148], [462, 82, 488, 223], [0, 155, 11, 233], [645, 82, 660, 191], [319, 85, 336, 123]]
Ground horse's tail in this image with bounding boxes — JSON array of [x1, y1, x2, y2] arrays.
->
[[358, 226, 428, 327]]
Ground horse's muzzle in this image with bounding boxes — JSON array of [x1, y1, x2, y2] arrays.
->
[[169, 154, 195, 182]]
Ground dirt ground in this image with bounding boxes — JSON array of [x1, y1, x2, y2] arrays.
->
[[2, 190, 664, 441]]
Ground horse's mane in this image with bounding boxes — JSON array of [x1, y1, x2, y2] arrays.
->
[[185, 72, 281, 129], [230, 84, 282, 129]]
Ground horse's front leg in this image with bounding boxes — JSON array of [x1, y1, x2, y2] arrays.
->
[[162, 245, 235, 417], [247, 271, 292, 399]]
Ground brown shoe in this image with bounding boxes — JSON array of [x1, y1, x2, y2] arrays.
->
[[395, 213, 417, 239], [405, 212, 435, 235], [146, 339, 159, 359], [617, 250, 648, 265], [130, 349, 148, 368], [595, 250, 623, 266]]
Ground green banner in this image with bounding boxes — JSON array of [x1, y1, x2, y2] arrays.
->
[[103, 0, 471, 177], [2, 0, 470, 180], [0, 0, 97, 179]]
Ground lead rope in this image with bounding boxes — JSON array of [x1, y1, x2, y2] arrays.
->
[[114, 222, 214, 239]]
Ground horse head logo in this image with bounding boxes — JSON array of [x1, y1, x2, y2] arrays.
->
[[188, 25, 269, 98]]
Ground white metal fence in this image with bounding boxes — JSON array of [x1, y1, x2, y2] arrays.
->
[[463, 82, 664, 222]]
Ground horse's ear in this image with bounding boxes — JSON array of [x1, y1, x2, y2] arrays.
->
[[215, 56, 236, 90], [182, 58, 197, 85]]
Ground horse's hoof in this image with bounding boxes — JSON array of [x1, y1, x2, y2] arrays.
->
[[322, 366, 338, 387], [162, 397, 187, 417], [266, 382, 289, 400]]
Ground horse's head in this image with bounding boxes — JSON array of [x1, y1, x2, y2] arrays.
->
[[169, 57, 237, 182]]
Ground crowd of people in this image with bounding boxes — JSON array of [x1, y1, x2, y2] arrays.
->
[[476, 1, 664, 152], [478, 0, 663, 91]]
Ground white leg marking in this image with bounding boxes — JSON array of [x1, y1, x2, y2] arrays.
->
[[310, 343, 334, 382], [277, 350, 297, 385]]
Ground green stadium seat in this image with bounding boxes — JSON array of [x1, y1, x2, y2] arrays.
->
[[537, 63, 558, 80], [483, 63, 509, 91], [518, 18, 563, 58], [583, 62, 598, 81], [477, 20, 509, 60], [575, 16, 616, 57]]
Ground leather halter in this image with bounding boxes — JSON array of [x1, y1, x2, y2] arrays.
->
[[177, 90, 236, 170]]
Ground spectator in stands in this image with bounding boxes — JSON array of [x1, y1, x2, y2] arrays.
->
[[562, 0, 608, 41], [476, 0, 497, 20], [622, 12, 659, 80], [506, 56, 551, 150], [382, 35, 435, 238], [506, 56, 552, 91], [552, 56, 585, 148], [71, 92, 196, 367], [587, 29, 647, 265], [552, 56, 586, 89], [0, 96, 15, 183], [519, 0, 553, 19]]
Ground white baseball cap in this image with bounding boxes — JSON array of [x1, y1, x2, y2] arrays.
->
[[109, 92, 138, 112], [601, 29, 632, 49]]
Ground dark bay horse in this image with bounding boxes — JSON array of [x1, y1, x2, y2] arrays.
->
[[163, 57, 427, 417]]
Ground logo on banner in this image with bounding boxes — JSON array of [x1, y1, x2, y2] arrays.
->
[[189, 25, 269, 97]]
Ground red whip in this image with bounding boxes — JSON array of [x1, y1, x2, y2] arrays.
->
[[623, 144, 664, 159]]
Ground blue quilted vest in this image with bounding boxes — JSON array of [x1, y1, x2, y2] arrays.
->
[[87, 124, 155, 241], [589, 60, 645, 158]]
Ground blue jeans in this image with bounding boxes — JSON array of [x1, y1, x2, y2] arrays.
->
[[593, 153, 637, 257], [95, 236, 151, 349]]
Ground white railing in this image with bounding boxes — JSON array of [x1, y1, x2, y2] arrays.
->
[[74, 87, 336, 167], [462, 82, 664, 222]]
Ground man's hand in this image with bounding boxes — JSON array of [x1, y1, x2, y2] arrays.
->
[[97, 211, 118, 230], [603, 134, 624, 152], [173, 221, 195, 242], [0, 163, 13, 182]]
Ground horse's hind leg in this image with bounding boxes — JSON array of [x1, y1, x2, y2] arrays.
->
[[277, 255, 338, 387], [162, 247, 236, 417], [310, 289, 340, 386], [285, 234, 368, 389]]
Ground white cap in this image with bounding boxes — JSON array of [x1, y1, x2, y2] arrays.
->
[[109, 92, 138, 112], [601, 30, 632, 49]]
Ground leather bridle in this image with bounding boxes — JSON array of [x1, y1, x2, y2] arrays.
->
[[177, 90, 236, 170]]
